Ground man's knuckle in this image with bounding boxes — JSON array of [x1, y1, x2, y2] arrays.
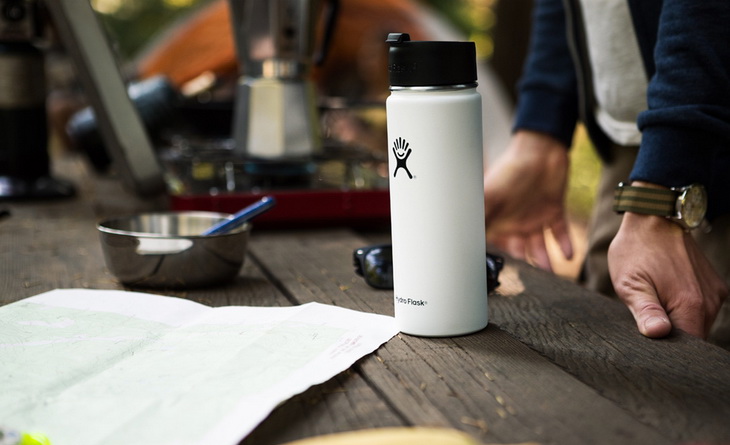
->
[[666, 292, 705, 317], [612, 273, 651, 297]]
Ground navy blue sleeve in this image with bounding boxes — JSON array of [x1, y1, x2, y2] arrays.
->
[[631, 0, 730, 220], [512, 0, 579, 148]]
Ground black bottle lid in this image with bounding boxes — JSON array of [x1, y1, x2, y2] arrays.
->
[[386, 33, 477, 87]]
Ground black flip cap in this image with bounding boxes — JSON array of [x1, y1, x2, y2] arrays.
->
[[386, 33, 477, 87]]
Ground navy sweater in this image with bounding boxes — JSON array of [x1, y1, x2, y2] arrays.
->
[[513, 0, 730, 220]]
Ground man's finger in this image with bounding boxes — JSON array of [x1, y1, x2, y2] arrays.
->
[[527, 232, 552, 272], [550, 218, 574, 260], [637, 305, 672, 338], [619, 289, 672, 338], [504, 236, 527, 262]]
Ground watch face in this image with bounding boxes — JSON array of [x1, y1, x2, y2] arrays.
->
[[677, 185, 707, 229]]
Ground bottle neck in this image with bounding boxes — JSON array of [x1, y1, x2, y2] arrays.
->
[[389, 82, 478, 92]]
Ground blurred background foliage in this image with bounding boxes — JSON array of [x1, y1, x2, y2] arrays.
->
[[90, 0, 209, 60], [421, 0, 497, 59], [90, 0, 498, 61], [89, 0, 598, 224]]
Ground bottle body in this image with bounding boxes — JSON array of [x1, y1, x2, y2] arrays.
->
[[386, 87, 488, 336]]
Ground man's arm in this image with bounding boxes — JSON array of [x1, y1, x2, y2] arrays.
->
[[610, 1, 730, 339], [512, 0, 579, 147], [484, 0, 579, 270], [632, 1, 730, 218]]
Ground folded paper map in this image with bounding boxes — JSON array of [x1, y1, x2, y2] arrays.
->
[[0, 289, 398, 445]]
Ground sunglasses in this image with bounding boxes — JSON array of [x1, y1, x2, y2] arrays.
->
[[353, 244, 504, 292]]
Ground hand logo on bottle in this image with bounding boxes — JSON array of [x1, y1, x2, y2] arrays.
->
[[392, 137, 413, 179]]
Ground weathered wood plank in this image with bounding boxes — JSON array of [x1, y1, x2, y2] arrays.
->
[[245, 230, 675, 444], [368, 328, 668, 445], [0, 193, 118, 301], [242, 370, 406, 445], [247, 229, 392, 315], [0, 155, 163, 302], [490, 262, 730, 443]]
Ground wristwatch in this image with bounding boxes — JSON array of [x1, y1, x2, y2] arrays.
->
[[613, 182, 707, 230]]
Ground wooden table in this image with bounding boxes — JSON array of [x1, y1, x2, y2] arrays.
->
[[2, 154, 729, 445]]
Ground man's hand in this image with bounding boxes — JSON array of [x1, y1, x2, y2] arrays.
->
[[484, 130, 573, 271], [608, 210, 728, 339]]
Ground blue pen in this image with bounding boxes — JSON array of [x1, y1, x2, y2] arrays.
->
[[201, 196, 276, 236]]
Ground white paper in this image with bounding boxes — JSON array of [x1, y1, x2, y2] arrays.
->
[[0, 289, 398, 445]]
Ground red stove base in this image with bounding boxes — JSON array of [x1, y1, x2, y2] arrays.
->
[[170, 189, 391, 229]]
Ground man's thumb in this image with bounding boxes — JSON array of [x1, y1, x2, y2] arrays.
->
[[630, 298, 672, 338]]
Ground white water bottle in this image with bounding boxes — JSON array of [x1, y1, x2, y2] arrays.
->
[[386, 33, 488, 337]]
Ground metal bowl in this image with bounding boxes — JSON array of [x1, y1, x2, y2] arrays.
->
[[97, 212, 250, 288]]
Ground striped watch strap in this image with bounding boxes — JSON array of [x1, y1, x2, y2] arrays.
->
[[613, 183, 676, 216]]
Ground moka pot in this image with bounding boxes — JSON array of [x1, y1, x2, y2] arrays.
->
[[228, 0, 338, 161]]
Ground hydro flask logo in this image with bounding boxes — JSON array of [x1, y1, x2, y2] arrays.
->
[[392, 137, 413, 179]]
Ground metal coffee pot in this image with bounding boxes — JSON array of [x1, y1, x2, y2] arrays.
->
[[228, 0, 338, 161]]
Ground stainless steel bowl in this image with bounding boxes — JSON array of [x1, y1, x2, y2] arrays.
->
[[97, 212, 250, 288]]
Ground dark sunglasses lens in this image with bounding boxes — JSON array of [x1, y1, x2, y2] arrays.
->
[[361, 246, 394, 289], [354, 244, 503, 292], [486, 253, 504, 292]]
